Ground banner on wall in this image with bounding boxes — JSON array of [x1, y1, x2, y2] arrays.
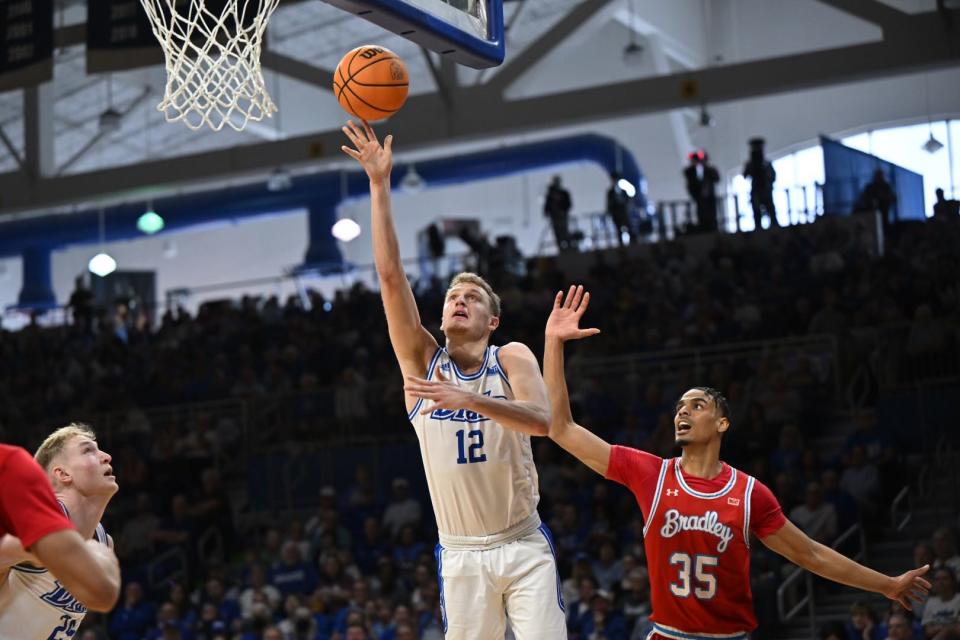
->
[[86, 0, 161, 73], [0, 0, 54, 91], [821, 136, 926, 221]]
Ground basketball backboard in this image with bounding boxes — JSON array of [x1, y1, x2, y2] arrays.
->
[[321, 0, 504, 69]]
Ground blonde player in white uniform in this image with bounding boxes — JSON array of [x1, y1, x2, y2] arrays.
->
[[0, 424, 118, 640], [341, 120, 567, 640]]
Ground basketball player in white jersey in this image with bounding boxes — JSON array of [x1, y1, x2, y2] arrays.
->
[[0, 423, 118, 640], [341, 120, 567, 640]]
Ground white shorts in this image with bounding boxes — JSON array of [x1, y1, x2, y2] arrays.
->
[[435, 524, 568, 640]]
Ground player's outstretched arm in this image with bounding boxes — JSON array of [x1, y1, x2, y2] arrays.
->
[[31, 531, 121, 612], [543, 285, 611, 476], [760, 520, 931, 610], [341, 120, 438, 379], [403, 342, 550, 435]]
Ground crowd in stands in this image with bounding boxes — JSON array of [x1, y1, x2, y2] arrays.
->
[[0, 215, 957, 640]]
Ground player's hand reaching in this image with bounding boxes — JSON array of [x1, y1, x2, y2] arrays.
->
[[404, 371, 476, 416], [545, 285, 601, 343], [341, 120, 393, 182], [882, 564, 931, 611]]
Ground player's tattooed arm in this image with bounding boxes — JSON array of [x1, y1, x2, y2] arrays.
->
[[760, 520, 931, 610], [543, 285, 611, 476]]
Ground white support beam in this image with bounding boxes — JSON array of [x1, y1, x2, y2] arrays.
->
[[23, 84, 56, 180], [647, 34, 693, 164], [261, 50, 335, 91]]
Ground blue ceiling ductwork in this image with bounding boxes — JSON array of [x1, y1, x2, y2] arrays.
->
[[5, 134, 645, 308]]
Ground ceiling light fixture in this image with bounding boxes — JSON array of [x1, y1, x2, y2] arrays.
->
[[401, 164, 425, 193], [88, 208, 117, 277], [622, 0, 644, 64]]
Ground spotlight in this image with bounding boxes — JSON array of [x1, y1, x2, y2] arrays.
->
[[88, 252, 117, 277], [137, 210, 165, 234], [331, 218, 361, 242]]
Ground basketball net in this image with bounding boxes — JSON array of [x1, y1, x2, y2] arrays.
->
[[139, 0, 280, 132]]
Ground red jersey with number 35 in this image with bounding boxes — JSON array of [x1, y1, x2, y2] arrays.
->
[[607, 446, 786, 640]]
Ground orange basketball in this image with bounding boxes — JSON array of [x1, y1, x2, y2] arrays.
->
[[333, 46, 409, 122]]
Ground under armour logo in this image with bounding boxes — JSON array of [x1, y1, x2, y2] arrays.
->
[[666, 489, 679, 497], [727, 497, 741, 506]]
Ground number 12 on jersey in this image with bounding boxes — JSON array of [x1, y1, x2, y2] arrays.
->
[[456, 429, 486, 464]]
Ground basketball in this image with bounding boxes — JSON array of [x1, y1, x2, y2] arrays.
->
[[334, 45, 409, 122]]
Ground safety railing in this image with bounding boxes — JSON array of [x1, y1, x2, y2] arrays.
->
[[890, 486, 912, 533], [146, 546, 188, 589], [777, 523, 866, 636]]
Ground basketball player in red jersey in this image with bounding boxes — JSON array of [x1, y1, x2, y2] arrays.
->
[[542, 286, 930, 640], [0, 443, 120, 612]]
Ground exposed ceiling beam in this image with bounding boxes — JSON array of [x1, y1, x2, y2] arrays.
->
[[0, 9, 957, 214], [261, 50, 335, 91], [487, 0, 616, 93], [0, 126, 23, 169], [56, 87, 153, 175], [814, 0, 907, 29]]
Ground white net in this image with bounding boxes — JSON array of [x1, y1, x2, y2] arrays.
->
[[139, 0, 281, 132]]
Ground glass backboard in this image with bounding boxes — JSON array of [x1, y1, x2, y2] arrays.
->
[[321, 0, 504, 68]]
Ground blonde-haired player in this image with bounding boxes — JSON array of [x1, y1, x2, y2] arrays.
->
[[341, 120, 566, 640], [0, 423, 118, 639]]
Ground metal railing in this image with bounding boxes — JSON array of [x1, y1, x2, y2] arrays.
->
[[572, 333, 840, 404], [776, 523, 866, 636], [890, 486, 912, 533], [146, 546, 188, 589]]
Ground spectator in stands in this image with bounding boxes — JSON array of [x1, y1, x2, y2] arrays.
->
[[932, 528, 960, 575], [270, 542, 319, 597], [382, 477, 422, 539], [883, 602, 925, 640], [579, 588, 628, 640], [933, 188, 960, 219], [789, 481, 839, 543], [568, 575, 599, 632], [109, 582, 156, 640], [620, 567, 652, 637], [683, 150, 721, 233], [883, 612, 914, 640], [592, 537, 625, 591], [859, 169, 897, 230], [545, 175, 575, 251], [239, 564, 281, 620], [822, 468, 860, 529], [606, 172, 633, 246], [846, 601, 885, 640], [68, 274, 95, 333], [840, 445, 881, 517], [743, 137, 779, 229], [117, 492, 160, 564], [921, 567, 960, 639], [200, 577, 241, 629]]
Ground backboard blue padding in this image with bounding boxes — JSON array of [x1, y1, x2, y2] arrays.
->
[[321, 0, 504, 69]]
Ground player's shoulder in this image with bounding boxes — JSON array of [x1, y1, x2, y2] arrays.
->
[[495, 341, 537, 363], [611, 445, 666, 471]]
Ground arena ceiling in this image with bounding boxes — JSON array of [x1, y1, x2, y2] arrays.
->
[[0, 0, 955, 215]]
